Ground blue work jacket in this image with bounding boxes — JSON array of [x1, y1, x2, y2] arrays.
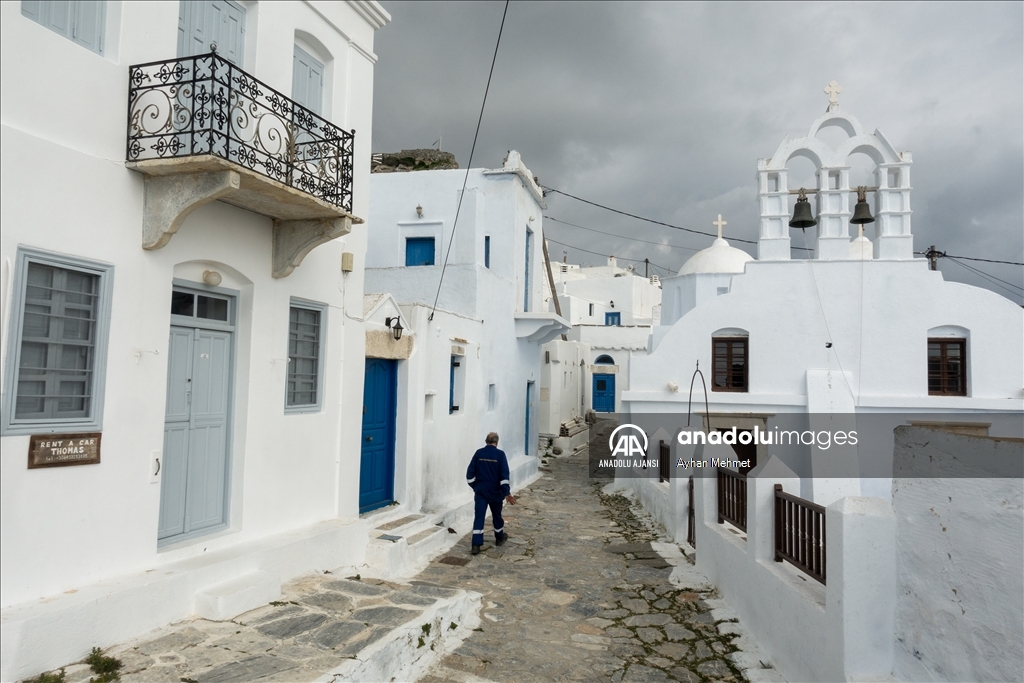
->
[[466, 445, 511, 502]]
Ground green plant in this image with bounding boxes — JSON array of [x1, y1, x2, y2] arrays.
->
[[25, 669, 66, 683], [84, 647, 122, 682], [448, 622, 458, 631], [420, 623, 431, 636]]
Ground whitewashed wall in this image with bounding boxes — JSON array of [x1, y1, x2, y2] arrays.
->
[[891, 426, 1024, 682], [0, 2, 386, 679], [364, 156, 561, 519]]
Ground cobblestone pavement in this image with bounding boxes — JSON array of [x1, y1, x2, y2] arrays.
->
[[418, 447, 756, 683], [37, 575, 473, 683]]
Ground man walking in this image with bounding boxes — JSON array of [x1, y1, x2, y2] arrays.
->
[[466, 432, 517, 555]]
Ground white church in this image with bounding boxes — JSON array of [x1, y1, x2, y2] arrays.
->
[[616, 89, 1023, 682]]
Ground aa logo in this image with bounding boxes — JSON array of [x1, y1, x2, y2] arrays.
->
[[608, 424, 648, 458]]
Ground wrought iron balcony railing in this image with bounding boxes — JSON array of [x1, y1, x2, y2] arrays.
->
[[127, 50, 353, 212]]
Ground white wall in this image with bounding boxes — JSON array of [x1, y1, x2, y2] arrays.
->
[[628, 259, 1024, 501], [891, 426, 1024, 682], [538, 339, 590, 436], [364, 154, 556, 517], [0, 1, 386, 677]]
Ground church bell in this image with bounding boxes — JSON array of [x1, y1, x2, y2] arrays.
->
[[850, 188, 875, 225], [789, 190, 817, 229]]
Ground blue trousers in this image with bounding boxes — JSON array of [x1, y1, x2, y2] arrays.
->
[[472, 494, 505, 547]]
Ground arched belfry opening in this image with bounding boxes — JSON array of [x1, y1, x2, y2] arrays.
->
[[756, 82, 913, 261]]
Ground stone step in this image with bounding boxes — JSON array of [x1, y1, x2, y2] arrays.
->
[[374, 514, 425, 533], [35, 575, 482, 683], [193, 570, 281, 621], [407, 525, 446, 546]]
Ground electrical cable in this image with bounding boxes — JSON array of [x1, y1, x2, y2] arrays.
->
[[543, 186, 815, 252], [944, 257, 1024, 297], [428, 0, 509, 321], [545, 237, 673, 274], [942, 255, 1023, 266], [545, 216, 702, 253]]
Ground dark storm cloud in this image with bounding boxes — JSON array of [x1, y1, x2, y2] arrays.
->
[[372, 1, 1023, 301]]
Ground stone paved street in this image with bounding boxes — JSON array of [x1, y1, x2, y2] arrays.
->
[[25, 445, 777, 683], [417, 447, 762, 683]]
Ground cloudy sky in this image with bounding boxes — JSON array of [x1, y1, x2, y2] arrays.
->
[[371, 1, 1023, 303]]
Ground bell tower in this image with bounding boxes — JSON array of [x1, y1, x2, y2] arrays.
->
[[757, 83, 913, 260]]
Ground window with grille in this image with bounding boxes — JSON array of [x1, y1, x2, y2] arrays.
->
[[3, 250, 113, 434], [286, 301, 326, 411], [712, 337, 748, 392], [928, 338, 966, 396]]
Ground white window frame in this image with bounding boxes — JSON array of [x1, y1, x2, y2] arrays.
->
[[2, 247, 114, 435], [285, 298, 327, 414]]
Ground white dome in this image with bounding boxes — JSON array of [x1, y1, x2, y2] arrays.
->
[[678, 238, 754, 275]]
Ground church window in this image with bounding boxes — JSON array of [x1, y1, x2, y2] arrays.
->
[[928, 339, 966, 396], [3, 249, 114, 434], [712, 337, 747, 392]]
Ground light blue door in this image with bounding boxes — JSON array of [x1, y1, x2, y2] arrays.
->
[[593, 374, 615, 413], [159, 326, 232, 540], [177, 0, 245, 65], [360, 359, 397, 513]]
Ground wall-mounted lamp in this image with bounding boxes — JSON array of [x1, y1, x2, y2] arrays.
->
[[609, 300, 615, 308], [203, 270, 222, 286], [416, 204, 424, 218], [385, 316, 404, 341]]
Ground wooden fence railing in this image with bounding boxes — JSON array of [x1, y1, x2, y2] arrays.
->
[[774, 484, 826, 584], [717, 468, 747, 532]]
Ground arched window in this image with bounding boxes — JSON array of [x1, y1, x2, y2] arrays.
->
[[595, 355, 615, 365]]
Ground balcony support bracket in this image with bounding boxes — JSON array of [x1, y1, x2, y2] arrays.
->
[[272, 217, 353, 278], [141, 170, 241, 250]]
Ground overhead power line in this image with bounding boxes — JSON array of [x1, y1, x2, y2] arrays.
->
[[545, 216, 701, 253], [428, 0, 509, 321], [545, 237, 674, 275], [942, 254, 1024, 266], [543, 186, 813, 253], [945, 257, 1024, 296]]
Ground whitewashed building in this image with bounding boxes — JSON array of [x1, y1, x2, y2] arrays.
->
[[544, 257, 661, 415], [0, 2, 388, 679], [617, 95, 1024, 681], [361, 150, 569, 571]]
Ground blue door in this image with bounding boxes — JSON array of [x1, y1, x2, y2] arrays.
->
[[593, 374, 615, 412], [360, 359, 397, 513]]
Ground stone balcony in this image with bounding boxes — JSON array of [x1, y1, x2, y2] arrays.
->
[[125, 51, 360, 277]]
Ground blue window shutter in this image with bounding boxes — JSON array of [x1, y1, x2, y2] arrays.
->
[[293, 45, 325, 115], [605, 312, 621, 326], [23, 1, 104, 55], [72, 1, 105, 55], [21, 1, 43, 24], [178, 0, 244, 65], [45, 1, 72, 39], [406, 237, 435, 267]]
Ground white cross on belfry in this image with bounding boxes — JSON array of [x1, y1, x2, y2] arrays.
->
[[825, 80, 842, 106], [713, 214, 727, 239]]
